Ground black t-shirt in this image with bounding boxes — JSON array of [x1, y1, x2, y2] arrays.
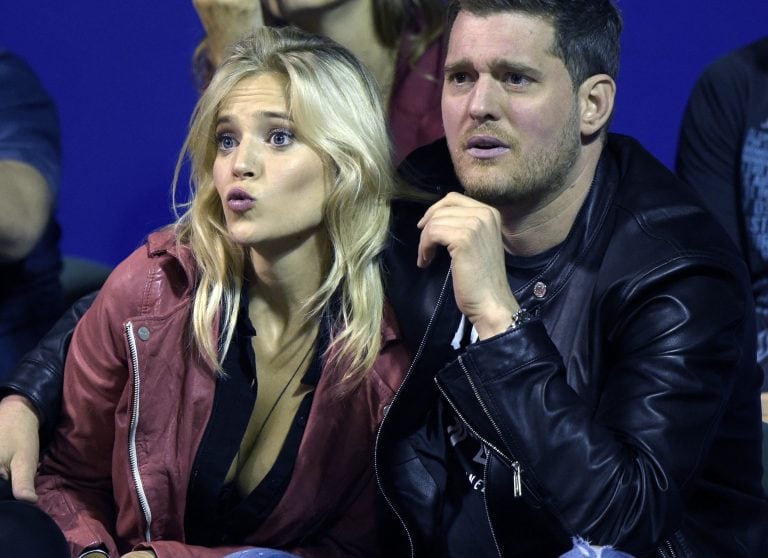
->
[[430, 244, 559, 557], [676, 37, 768, 385]]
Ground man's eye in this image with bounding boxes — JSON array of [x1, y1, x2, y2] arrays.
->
[[268, 129, 295, 147], [505, 73, 530, 86], [449, 72, 472, 85]]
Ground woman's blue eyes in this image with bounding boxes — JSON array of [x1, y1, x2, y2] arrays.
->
[[268, 129, 294, 146], [217, 134, 236, 150], [216, 129, 295, 150]]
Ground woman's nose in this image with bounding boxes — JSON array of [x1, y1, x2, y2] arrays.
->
[[232, 137, 261, 178]]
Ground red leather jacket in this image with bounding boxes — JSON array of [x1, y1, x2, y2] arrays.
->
[[36, 229, 410, 558]]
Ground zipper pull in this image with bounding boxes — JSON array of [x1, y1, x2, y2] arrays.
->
[[513, 461, 522, 497]]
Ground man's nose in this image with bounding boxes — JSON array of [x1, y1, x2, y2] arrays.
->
[[468, 76, 502, 122]]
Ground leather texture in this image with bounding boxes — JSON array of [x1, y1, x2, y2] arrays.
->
[[32, 229, 411, 558], [5, 134, 768, 557], [377, 135, 768, 557]]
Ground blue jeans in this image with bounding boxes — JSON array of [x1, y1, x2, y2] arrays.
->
[[559, 537, 635, 558]]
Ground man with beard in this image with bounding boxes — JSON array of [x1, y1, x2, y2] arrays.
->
[[0, 1, 767, 557], [376, 0, 768, 556]]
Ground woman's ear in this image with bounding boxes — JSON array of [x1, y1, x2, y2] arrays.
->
[[578, 74, 616, 137]]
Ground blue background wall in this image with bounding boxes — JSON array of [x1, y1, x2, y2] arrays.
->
[[2, 2, 766, 266]]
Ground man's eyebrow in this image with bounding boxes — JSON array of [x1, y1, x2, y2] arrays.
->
[[444, 58, 544, 81], [444, 59, 472, 75], [493, 60, 543, 80]]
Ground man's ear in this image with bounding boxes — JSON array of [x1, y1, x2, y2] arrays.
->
[[578, 74, 616, 137]]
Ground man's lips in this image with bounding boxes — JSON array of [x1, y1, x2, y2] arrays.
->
[[226, 187, 256, 212], [465, 135, 510, 159]]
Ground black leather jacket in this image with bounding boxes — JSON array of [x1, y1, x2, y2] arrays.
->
[[3, 135, 767, 557], [376, 135, 768, 557]]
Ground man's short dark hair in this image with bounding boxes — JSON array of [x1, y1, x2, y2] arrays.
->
[[447, 0, 623, 88]]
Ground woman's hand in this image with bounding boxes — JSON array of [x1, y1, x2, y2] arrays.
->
[[192, 0, 264, 66]]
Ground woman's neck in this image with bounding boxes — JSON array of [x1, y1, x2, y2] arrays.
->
[[246, 230, 331, 342]]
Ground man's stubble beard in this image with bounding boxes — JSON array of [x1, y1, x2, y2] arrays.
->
[[454, 105, 582, 209]]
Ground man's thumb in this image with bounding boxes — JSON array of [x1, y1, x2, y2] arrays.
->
[[11, 454, 38, 503]]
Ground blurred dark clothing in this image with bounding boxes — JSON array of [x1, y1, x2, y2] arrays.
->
[[389, 29, 446, 164], [677, 37, 768, 388], [0, 49, 63, 379], [0, 479, 68, 558]]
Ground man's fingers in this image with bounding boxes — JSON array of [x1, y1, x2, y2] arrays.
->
[[10, 452, 38, 503], [417, 192, 491, 229], [0, 395, 41, 502], [417, 228, 438, 268], [417, 216, 477, 268]]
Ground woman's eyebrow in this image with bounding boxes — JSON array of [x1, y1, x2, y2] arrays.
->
[[216, 110, 292, 125]]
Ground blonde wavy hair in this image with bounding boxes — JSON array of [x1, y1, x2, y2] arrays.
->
[[173, 26, 398, 391]]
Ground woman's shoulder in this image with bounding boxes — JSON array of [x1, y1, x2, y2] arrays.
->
[[98, 227, 196, 315]]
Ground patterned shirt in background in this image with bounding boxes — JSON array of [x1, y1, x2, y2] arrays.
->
[[677, 37, 768, 386]]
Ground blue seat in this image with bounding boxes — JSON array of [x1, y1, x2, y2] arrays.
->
[[60, 255, 111, 307], [763, 421, 768, 494]]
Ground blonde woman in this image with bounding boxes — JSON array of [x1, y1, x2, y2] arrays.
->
[[34, 26, 410, 558]]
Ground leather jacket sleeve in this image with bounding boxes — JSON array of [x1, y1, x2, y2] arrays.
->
[[434, 258, 755, 556], [0, 291, 96, 445], [35, 284, 127, 556]]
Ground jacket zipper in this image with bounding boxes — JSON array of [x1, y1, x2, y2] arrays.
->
[[657, 539, 678, 558], [374, 267, 454, 558], [456, 356, 522, 493], [435, 354, 535, 558], [433, 379, 515, 473], [434, 377, 513, 558], [482, 452, 504, 558], [125, 322, 153, 542]]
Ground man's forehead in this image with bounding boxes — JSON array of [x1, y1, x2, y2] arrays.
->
[[446, 10, 558, 65]]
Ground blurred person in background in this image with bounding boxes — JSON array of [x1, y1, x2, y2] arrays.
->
[[192, 0, 446, 162], [676, 37, 768, 420], [0, 50, 63, 380]]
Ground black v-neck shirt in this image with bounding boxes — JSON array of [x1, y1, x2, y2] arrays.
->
[[184, 293, 329, 546]]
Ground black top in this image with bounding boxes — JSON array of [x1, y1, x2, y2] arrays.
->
[[184, 291, 328, 545], [677, 37, 768, 385], [425, 248, 556, 557]]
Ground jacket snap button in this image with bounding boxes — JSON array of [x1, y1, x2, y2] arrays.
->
[[533, 281, 547, 298], [137, 326, 151, 341]]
